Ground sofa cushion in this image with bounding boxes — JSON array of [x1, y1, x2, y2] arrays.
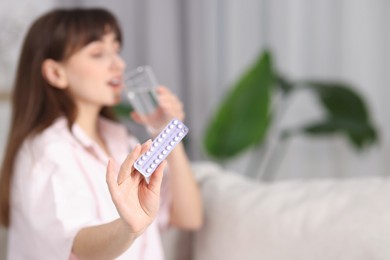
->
[[190, 161, 390, 260]]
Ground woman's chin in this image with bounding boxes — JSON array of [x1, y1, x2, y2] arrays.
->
[[112, 92, 122, 104]]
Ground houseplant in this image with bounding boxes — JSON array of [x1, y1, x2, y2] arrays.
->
[[203, 50, 379, 179]]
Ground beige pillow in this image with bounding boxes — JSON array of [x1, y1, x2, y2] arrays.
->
[[191, 161, 390, 260]]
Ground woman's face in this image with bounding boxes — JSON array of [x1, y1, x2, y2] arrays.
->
[[61, 32, 126, 110]]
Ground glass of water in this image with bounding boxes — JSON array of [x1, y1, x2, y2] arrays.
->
[[125, 65, 159, 115], [124, 65, 166, 134]]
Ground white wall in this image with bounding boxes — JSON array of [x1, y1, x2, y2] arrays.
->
[[196, 0, 390, 180], [262, 0, 390, 180]]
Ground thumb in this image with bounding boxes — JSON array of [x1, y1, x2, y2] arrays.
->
[[130, 111, 144, 124]]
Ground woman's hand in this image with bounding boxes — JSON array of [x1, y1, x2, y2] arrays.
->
[[131, 86, 185, 135], [106, 140, 167, 237], [154, 86, 185, 122]]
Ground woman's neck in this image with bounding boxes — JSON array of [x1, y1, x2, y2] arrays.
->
[[75, 106, 110, 156]]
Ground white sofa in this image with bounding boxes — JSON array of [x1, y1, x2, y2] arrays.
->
[[163, 161, 390, 260]]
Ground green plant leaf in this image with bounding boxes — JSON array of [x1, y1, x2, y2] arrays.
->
[[304, 82, 369, 121], [203, 50, 275, 158], [113, 102, 133, 118], [299, 119, 377, 150], [276, 75, 294, 94], [289, 82, 379, 150]]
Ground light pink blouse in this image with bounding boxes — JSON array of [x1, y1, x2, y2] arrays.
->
[[8, 117, 170, 259]]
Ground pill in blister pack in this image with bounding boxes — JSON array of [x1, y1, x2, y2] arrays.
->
[[134, 119, 189, 178]]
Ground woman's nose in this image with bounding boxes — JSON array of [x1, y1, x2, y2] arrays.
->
[[111, 54, 126, 72]]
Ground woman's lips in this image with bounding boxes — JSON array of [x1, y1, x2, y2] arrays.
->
[[107, 78, 123, 90]]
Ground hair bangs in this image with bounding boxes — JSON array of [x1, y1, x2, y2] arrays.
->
[[63, 8, 122, 59]]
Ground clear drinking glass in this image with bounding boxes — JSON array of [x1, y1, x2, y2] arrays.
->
[[125, 65, 159, 115], [124, 65, 166, 134]]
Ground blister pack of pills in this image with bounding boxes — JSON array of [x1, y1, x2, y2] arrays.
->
[[134, 119, 189, 178]]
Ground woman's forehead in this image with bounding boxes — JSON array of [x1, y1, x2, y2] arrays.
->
[[101, 31, 119, 41]]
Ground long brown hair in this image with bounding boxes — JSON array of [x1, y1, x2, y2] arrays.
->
[[0, 8, 123, 227]]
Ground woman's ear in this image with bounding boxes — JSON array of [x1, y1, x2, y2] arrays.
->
[[42, 59, 68, 89]]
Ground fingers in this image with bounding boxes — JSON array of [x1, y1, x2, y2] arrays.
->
[[130, 111, 143, 124], [134, 140, 152, 182], [106, 159, 119, 199], [117, 144, 141, 184], [156, 86, 185, 121], [132, 85, 185, 123], [147, 160, 167, 195], [140, 139, 152, 154], [117, 140, 152, 185]]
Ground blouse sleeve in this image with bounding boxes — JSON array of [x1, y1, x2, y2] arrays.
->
[[12, 141, 101, 259]]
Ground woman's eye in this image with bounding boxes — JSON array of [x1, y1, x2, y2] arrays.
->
[[91, 52, 104, 58]]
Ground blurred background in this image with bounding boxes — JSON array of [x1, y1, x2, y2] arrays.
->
[[1, 0, 390, 258], [0, 0, 389, 179]]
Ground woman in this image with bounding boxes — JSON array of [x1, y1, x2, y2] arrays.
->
[[0, 7, 202, 259]]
